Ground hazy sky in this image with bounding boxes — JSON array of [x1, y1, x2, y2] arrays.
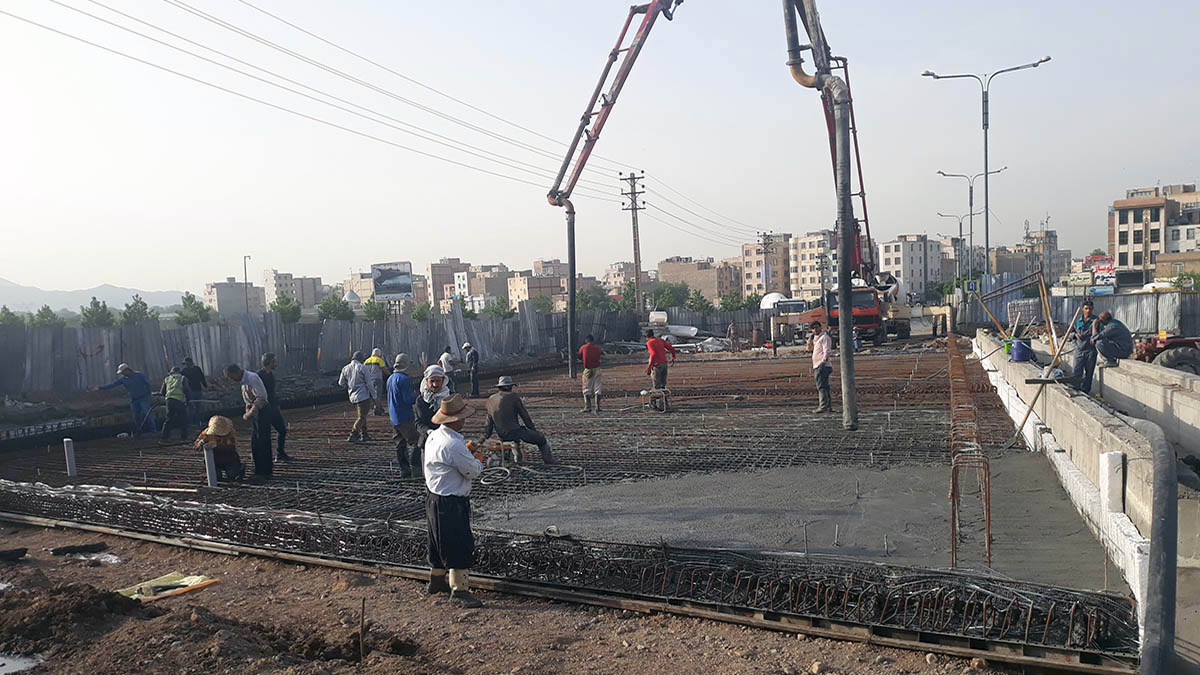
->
[[2, 0, 1197, 293]]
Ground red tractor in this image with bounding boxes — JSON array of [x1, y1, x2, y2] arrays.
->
[[1134, 334, 1200, 374]]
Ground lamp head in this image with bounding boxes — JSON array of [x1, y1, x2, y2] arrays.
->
[[1036, 56, 1051, 65], [921, 70, 937, 78]]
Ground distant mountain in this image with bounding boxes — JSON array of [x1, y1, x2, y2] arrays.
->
[[0, 278, 187, 312]]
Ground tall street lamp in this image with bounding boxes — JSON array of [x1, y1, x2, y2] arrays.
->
[[938, 211, 983, 279], [923, 56, 1050, 278], [243, 255, 252, 314], [937, 167, 1007, 277]]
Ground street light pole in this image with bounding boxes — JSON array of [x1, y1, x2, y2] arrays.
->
[[937, 167, 1006, 279], [923, 56, 1050, 280], [243, 255, 252, 314], [938, 212, 983, 280]]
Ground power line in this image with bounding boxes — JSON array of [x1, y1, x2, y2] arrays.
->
[[234, 0, 639, 176], [641, 212, 747, 248], [647, 174, 761, 232], [644, 186, 760, 236], [0, 7, 623, 203], [58, 0, 611, 193], [644, 204, 747, 245]]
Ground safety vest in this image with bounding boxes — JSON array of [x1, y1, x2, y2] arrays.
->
[[163, 373, 187, 402]]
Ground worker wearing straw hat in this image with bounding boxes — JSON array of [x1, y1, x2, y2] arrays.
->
[[423, 394, 484, 608], [192, 415, 245, 481]]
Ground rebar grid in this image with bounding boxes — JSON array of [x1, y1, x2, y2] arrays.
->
[[0, 479, 1137, 658], [947, 336, 993, 570]]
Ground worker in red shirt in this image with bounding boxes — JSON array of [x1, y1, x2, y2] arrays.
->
[[644, 329, 676, 391], [578, 334, 604, 414]]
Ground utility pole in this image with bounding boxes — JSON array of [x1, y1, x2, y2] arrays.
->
[[243, 255, 252, 314], [621, 171, 645, 313], [1143, 210, 1152, 286], [758, 231, 776, 297]]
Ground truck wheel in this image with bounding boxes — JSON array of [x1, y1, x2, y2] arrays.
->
[[1153, 347, 1200, 375]]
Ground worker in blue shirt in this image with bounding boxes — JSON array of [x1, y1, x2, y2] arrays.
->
[[1093, 312, 1133, 367], [94, 363, 156, 436], [1070, 300, 1099, 393], [387, 353, 420, 478]]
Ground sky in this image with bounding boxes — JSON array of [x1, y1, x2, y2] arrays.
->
[[2, 0, 1198, 294]]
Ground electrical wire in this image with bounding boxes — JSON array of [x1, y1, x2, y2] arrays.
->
[[642, 212, 748, 247], [648, 174, 763, 232], [645, 186, 760, 237], [0, 7, 623, 202], [644, 204, 747, 245]]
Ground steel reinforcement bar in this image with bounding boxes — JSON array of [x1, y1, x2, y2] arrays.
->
[[0, 479, 1137, 672]]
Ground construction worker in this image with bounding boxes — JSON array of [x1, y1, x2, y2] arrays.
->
[[181, 356, 206, 427], [578, 334, 603, 413], [224, 364, 271, 484], [463, 342, 480, 398], [388, 353, 420, 479], [193, 415, 244, 481], [158, 366, 189, 441], [363, 348, 389, 415], [644, 329, 676, 390], [423, 393, 484, 608], [1093, 311, 1133, 367], [339, 351, 372, 443], [438, 346, 459, 393], [93, 363, 156, 437], [1071, 300, 1099, 393], [807, 320, 833, 413], [416, 364, 452, 458], [258, 353, 292, 462], [481, 376, 555, 464], [727, 321, 739, 353]]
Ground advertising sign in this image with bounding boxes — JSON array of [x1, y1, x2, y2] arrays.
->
[[1067, 272, 1094, 287], [1085, 255, 1114, 268], [1087, 285, 1115, 296], [370, 261, 413, 301]]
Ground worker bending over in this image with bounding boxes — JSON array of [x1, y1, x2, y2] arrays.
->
[[807, 321, 833, 413], [93, 363, 156, 437], [481, 376, 555, 464], [644, 329, 676, 390], [423, 394, 484, 608], [193, 415, 244, 481], [1093, 311, 1133, 367], [224, 363, 271, 484]]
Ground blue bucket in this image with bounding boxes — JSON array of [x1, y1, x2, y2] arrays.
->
[[1010, 338, 1033, 362]]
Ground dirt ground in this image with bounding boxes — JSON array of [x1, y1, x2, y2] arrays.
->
[[0, 524, 1016, 675]]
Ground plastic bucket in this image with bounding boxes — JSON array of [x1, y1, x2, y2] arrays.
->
[[1009, 338, 1033, 362]]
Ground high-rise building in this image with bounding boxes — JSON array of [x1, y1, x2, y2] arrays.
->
[[426, 258, 472, 304], [203, 277, 267, 314], [263, 269, 323, 308], [739, 233, 791, 296], [507, 275, 563, 310], [875, 235, 948, 301], [788, 230, 836, 301], [1109, 184, 1200, 275], [656, 256, 740, 303]]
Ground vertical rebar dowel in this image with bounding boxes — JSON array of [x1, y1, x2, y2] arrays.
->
[[359, 597, 366, 664], [803, 522, 808, 554], [63, 438, 77, 478], [855, 478, 860, 499], [834, 524, 840, 547], [884, 534, 889, 556], [203, 447, 218, 487]]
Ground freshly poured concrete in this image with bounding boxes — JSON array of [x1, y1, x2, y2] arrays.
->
[[479, 452, 1126, 592]]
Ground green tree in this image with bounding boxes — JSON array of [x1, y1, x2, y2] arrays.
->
[[742, 293, 763, 311], [648, 281, 689, 309], [174, 291, 211, 326], [577, 285, 612, 311], [0, 305, 24, 326], [28, 304, 65, 328], [411, 302, 432, 322], [1173, 272, 1200, 290], [613, 281, 638, 313], [685, 289, 714, 313], [461, 306, 478, 320], [361, 295, 386, 321], [718, 291, 744, 312], [529, 296, 554, 314], [269, 295, 302, 324], [119, 294, 159, 325], [1090, 248, 1107, 257], [481, 298, 515, 319], [317, 294, 355, 321], [79, 296, 115, 327]]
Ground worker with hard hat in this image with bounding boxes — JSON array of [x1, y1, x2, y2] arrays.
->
[[93, 363, 156, 437]]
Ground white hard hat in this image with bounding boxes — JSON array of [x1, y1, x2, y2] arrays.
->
[[462, 342, 471, 349]]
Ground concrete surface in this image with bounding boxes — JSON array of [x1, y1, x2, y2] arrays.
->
[[478, 454, 1125, 593]]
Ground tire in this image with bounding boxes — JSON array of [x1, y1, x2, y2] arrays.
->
[[1153, 347, 1200, 375]]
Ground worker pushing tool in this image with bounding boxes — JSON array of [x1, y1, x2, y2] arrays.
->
[[93, 363, 156, 437], [644, 329, 676, 390], [481, 376, 555, 464]]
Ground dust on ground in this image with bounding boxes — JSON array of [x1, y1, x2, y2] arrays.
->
[[477, 453, 1126, 593], [0, 524, 1011, 674]]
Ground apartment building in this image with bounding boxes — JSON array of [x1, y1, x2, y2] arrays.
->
[[263, 270, 323, 308], [203, 277, 267, 314], [656, 256, 739, 303], [342, 272, 375, 302], [507, 275, 563, 310], [426, 258, 472, 304], [533, 259, 571, 277], [454, 269, 510, 300], [875, 234, 947, 300], [739, 233, 791, 296], [1108, 184, 1200, 274], [788, 230, 836, 301], [602, 261, 652, 289]]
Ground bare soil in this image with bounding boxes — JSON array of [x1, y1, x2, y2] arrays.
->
[[0, 524, 1014, 675]]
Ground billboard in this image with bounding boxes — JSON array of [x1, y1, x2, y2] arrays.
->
[[1067, 272, 1094, 287], [370, 261, 413, 301], [1087, 285, 1115, 296], [1085, 255, 1114, 268]]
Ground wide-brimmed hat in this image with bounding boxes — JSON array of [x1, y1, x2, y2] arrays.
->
[[496, 375, 514, 388], [116, 363, 131, 375], [205, 416, 234, 436], [431, 394, 474, 424]]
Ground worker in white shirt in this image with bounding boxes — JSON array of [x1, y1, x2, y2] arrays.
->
[[223, 363, 272, 484], [807, 320, 833, 414], [338, 351, 372, 444], [423, 393, 484, 608]]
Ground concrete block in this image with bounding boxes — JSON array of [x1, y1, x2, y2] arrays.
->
[[1098, 451, 1125, 514]]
